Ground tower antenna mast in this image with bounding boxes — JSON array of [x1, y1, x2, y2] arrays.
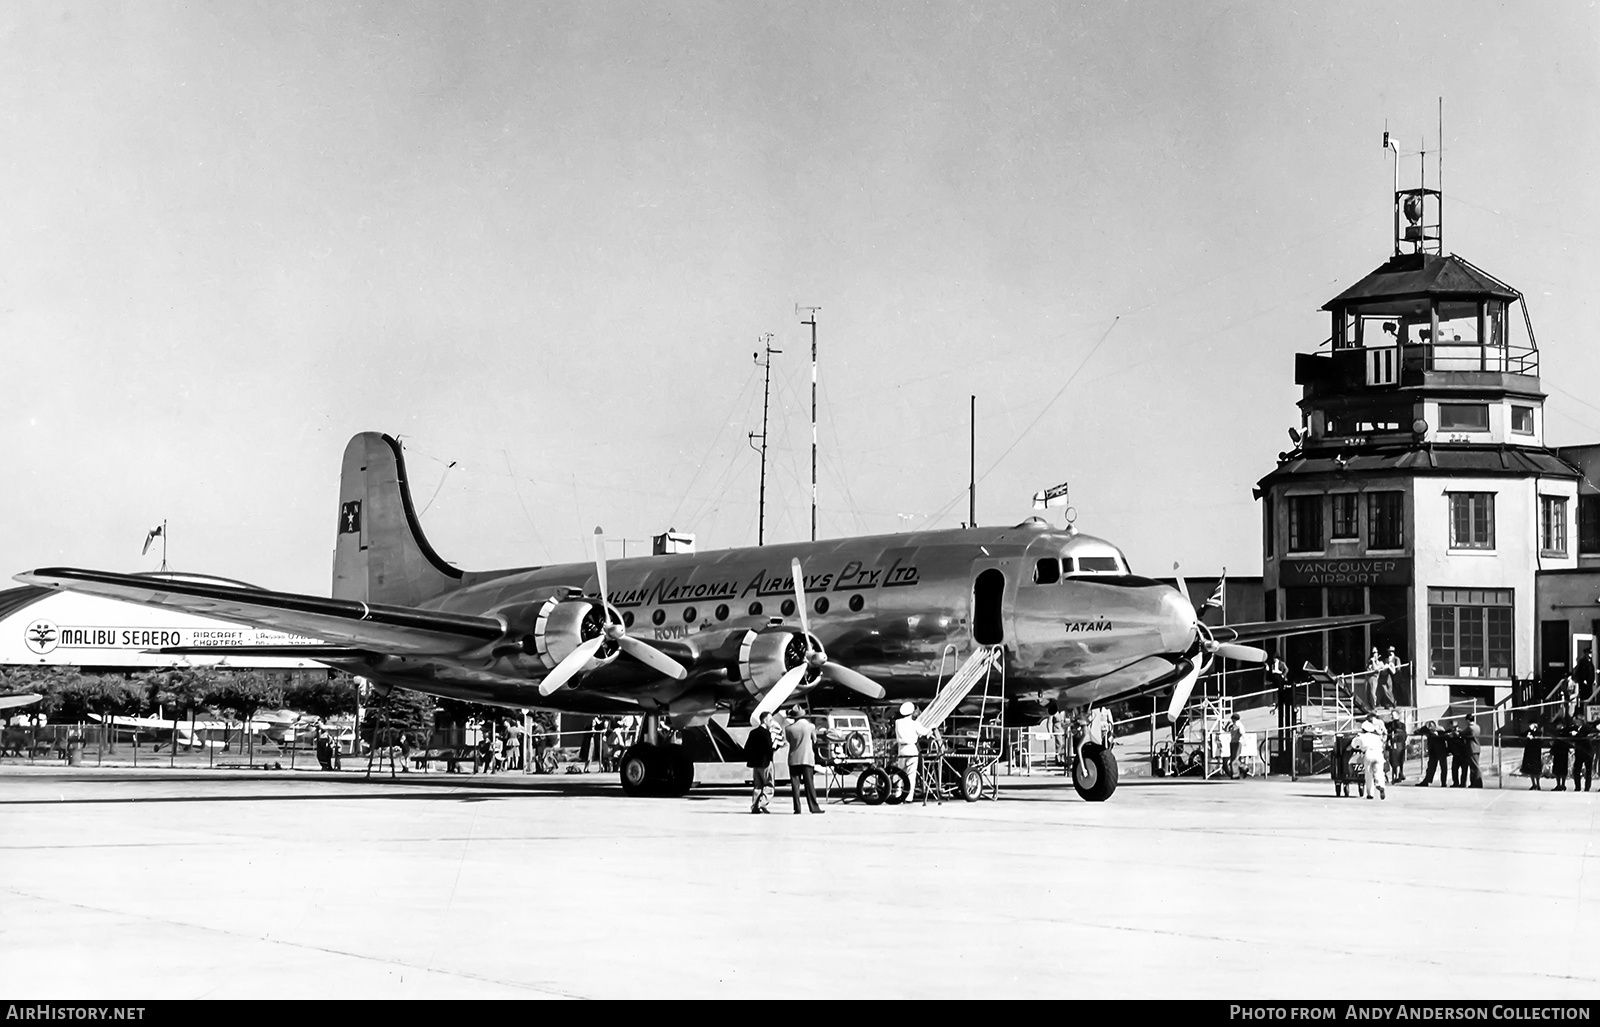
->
[[747, 336, 781, 546], [798, 305, 821, 541]]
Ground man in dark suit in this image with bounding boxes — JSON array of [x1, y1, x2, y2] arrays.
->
[[1573, 714, 1597, 792], [1448, 722, 1468, 787], [1551, 714, 1574, 791], [1418, 720, 1449, 786]]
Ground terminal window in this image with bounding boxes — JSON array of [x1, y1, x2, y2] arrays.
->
[[1287, 495, 1323, 553], [1540, 496, 1568, 557], [1582, 496, 1600, 555], [1438, 403, 1490, 432], [1448, 492, 1495, 550], [1367, 492, 1404, 550], [1428, 588, 1513, 679], [1330, 493, 1358, 540]]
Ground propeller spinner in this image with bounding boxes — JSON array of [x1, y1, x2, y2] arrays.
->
[[539, 528, 688, 696], [748, 558, 884, 724]]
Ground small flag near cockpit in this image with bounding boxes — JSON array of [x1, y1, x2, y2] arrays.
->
[[1032, 480, 1070, 509], [140, 524, 163, 556]]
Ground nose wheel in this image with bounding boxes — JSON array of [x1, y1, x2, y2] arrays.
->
[[618, 742, 694, 797], [1073, 742, 1119, 802]]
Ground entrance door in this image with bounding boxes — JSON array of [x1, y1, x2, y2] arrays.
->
[[1541, 619, 1570, 689], [972, 567, 1007, 646]]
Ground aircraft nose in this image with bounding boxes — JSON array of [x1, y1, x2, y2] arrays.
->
[[1158, 586, 1198, 655]]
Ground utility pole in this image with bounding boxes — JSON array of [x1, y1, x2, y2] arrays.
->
[[747, 336, 781, 546], [798, 305, 821, 541]]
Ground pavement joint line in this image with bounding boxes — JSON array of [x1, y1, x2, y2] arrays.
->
[[0, 883, 584, 999]]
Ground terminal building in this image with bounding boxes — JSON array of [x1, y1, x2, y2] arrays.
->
[[1255, 174, 1593, 714]]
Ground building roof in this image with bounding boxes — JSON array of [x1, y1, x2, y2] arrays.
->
[[1321, 252, 1521, 310], [1258, 445, 1579, 487]]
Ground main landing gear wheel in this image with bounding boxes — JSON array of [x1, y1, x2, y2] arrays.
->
[[1073, 742, 1119, 802], [619, 744, 695, 797], [960, 767, 984, 802], [884, 766, 912, 805], [856, 767, 890, 805]]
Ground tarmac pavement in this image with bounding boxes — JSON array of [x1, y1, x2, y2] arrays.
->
[[1, 764, 1597, 999]]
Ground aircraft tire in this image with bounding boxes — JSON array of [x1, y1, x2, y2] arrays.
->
[[664, 746, 694, 797], [960, 767, 984, 802], [1073, 742, 1119, 802], [843, 732, 869, 759], [856, 767, 890, 805], [884, 766, 911, 805], [619, 745, 655, 796]]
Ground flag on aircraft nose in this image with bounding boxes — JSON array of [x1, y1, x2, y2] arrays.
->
[[1032, 480, 1070, 509], [141, 524, 163, 556]]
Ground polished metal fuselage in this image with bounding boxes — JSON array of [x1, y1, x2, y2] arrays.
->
[[356, 522, 1195, 720]]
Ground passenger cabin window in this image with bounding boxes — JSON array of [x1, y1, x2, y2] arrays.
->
[[1438, 403, 1489, 432], [1512, 406, 1535, 434], [1032, 558, 1060, 585]]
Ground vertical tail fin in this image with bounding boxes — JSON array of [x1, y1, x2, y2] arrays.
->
[[332, 433, 463, 605]]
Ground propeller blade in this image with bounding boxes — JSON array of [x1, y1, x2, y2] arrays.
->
[[790, 558, 810, 639], [1172, 563, 1194, 615], [1166, 659, 1205, 722], [617, 635, 688, 681], [818, 662, 887, 699], [592, 527, 608, 609], [538, 636, 605, 696], [1214, 642, 1268, 663], [749, 664, 808, 726]]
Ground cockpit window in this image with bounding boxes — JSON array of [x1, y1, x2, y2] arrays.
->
[[1033, 558, 1060, 585], [1077, 556, 1122, 573]]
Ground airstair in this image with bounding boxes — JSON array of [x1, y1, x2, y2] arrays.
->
[[914, 644, 1006, 802]]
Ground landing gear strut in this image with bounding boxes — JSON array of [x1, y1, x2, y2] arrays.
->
[[617, 715, 694, 797]]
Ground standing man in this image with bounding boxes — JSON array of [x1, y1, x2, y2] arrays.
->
[[895, 702, 929, 803], [1385, 712, 1408, 783], [1551, 714, 1574, 791], [1574, 648, 1597, 707], [1223, 713, 1244, 779], [1447, 721, 1468, 787], [1462, 715, 1483, 788], [784, 707, 825, 815], [745, 712, 776, 814], [1356, 720, 1387, 800], [1573, 712, 1597, 792], [1417, 720, 1448, 786]]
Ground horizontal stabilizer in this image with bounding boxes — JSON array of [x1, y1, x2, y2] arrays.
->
[[15, 568, 504, 657]]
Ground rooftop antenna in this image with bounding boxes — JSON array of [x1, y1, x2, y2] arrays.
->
[[969, 395, 977, 528], [747, 336, 781, 546], [1383, 124, 1401, 255], [797, 304, 821, 541]]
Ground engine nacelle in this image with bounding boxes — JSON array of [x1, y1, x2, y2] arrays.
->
[[736, 628, 813, 696], [530, 598, 608, 670]]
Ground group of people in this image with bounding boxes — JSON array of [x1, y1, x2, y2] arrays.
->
[[1416, 718, 1483, 788], [1518, 710, 1599, 791], [743, 706, 829, 814], [743, 701, 934, 814]]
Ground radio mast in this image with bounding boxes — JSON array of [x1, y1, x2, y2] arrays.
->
[[747, 336, 781, 546], [798, 305, 821, 541]]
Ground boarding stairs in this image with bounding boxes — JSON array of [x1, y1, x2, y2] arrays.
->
[[914, 644, 1006, 803]]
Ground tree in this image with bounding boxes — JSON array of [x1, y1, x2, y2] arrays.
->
[[204, 670, 284, 765], [283, 673, 359, 721], [142, 667, 214, 760]]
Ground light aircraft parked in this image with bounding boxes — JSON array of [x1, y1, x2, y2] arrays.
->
[[18, 433, 1373, 800], [0, 693, 42, 714], [84, 712, 292, 749]]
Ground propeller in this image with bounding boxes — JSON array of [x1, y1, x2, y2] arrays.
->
[[747, 558, 884, 725], [1164, 562, 1266, 721], [539, 527, 688, 696]]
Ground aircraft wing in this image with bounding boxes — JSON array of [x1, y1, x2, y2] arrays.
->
[[0, 694, 42, 711], [15, 568, 505, 657], [1209, 614, 1384, 645]]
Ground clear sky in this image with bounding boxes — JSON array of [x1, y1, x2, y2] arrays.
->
[[3, 1, 1598, 593]]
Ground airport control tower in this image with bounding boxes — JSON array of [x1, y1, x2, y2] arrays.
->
[[1255, 158, 1578, 713]]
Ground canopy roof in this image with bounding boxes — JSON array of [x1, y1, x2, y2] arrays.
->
[[1322, 253, 1521, 310]]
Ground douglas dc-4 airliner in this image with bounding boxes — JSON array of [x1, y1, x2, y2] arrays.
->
[[17, 433, 1372, 800]]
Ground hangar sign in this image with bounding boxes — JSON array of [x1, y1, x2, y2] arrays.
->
[[23, 619, 319, 656]]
